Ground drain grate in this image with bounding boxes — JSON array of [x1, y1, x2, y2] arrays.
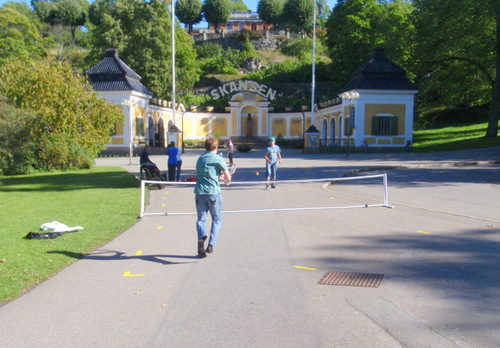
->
[[318, 271, 384, 288]]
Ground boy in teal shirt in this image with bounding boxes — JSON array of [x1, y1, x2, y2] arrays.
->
[[195, 138, 231, 258]]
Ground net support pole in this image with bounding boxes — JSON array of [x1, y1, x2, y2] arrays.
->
[[140, 180, 146, 218], [382, 174, 393, 208]]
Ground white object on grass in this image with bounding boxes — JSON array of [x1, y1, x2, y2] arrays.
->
[[41, 221, 84, 233]]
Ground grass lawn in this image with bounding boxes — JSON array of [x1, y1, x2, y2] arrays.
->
[[0, 167, 140, 303], [413, 121, 500, 151]]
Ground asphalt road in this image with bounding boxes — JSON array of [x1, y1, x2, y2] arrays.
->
[[0, 146, 499, 347]]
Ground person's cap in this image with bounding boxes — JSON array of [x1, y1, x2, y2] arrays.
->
[[269, 137, 275, 142]]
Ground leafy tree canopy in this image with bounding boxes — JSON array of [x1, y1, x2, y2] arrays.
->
[[203, 0, 232, 29], [257, 0, 285, 29], [282, 0, 314, 33], [88, 0, 200, 99], [32, 0, 88, 41], [325, 0, 414, 85], [0, 58, 123, 172], [0, 7, 47, 65], [175, 0, 203, 33], [232, 0, 249, 12]]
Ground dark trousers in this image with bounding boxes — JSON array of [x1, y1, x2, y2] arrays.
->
[[168, 164, 176, 181]]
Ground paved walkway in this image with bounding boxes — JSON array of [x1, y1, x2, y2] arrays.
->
[[1, 147, 499, 347]]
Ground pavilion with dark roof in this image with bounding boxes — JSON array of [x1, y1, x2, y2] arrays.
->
[[314, 47, 418, 151], [86, 48, 153, 96], [86, 48, 181, 155], [339, 47, 417, 93]]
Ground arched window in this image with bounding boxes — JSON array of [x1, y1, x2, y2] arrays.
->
[[338, 116, 343, 139], [322, 119, 327, 146], [330, 117, 336, 145], [148, 116, 155, 146]]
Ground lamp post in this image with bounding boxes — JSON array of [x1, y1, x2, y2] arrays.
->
[[121, 99, 135, 165], [340, 91, 359, 158], [301, 110, 306, 154], [181, 110, 186, 154]]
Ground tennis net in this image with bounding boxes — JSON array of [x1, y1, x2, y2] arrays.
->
[[139, 173, 393, 218]]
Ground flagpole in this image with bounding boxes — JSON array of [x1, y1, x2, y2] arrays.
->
[[311, 0, 317, 126], [172, 0, 176, 125]]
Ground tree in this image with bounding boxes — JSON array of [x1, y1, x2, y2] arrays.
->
[[32, 0, 89, 42], [202, 0, 232, 30], [32, 0, 59, 25], [257, 0, 285, 30], [413, 0, 498, 137], [0, 58, 123, 171], [175, 0, 203, 33], [232, 0, 249, 12], [0, 7, 46, 66], [1, 1, 36, 20], [88, 0, 200, 99], [0, 98, 39, 175], [325, 0, 415, 85], [58, 0, 87, 42], [282, 0, 314, 33]]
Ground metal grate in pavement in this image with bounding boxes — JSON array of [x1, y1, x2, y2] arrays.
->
[[318, 271, 383, 288]]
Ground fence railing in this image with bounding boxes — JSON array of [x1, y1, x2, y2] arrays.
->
[[193, 29, 303, 41]]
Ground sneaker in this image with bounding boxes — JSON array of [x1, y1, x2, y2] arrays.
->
[[206, 244, 213, 254], [265, 185, 269, 190], [198, 239, 207, 258], [271, 183, 276, 189]]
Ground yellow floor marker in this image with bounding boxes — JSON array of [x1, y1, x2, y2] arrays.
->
[[329, 197, 335, 200], [135, 250, 143, 256], [294, 266, 317, 271], [157, 226, 163, 230], [417, 230, 431, 235], [161, 204, 166, 207], [123, 271, 145, 277]]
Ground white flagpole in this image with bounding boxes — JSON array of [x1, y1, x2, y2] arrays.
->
[[172, 0, 176, 125], [311, 0, 317, 126]]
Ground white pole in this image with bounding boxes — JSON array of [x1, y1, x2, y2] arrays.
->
[[383, 173, 389, 206], [128, 102, 133, 164], [140, 180, 146, 217], [311, 0, 317, 124], [172, 0, 176, 125]]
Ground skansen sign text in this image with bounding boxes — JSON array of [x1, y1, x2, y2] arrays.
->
[[208, 80, 279, 101]]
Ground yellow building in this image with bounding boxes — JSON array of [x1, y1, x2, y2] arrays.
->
[[88, 48, 417, 154]]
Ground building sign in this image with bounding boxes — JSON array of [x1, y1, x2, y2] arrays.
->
[[208, 80, 279, 101]]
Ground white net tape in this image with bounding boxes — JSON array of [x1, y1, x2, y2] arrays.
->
[[139, 173, 393, 217]]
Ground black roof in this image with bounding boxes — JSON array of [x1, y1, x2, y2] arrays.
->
[[339, 47, 417, 93], [86, 48, 153, 96]]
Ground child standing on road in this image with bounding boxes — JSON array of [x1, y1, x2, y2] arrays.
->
[[264, 137, 282, 189]]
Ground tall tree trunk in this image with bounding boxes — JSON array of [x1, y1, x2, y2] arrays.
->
[[487, 0, 500, 137]]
